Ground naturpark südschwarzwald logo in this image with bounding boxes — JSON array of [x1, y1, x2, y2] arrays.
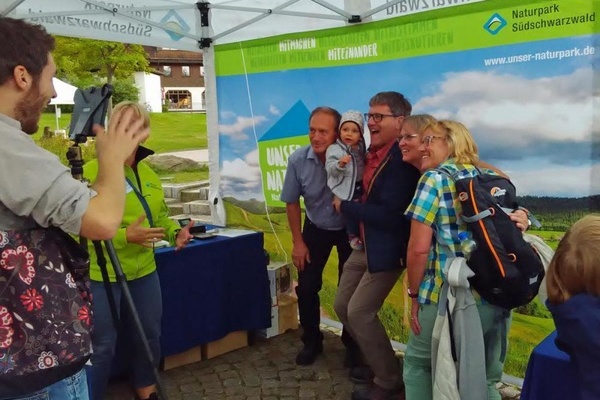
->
[[160, 9, 190, 41], [484, 13, 507, 35]]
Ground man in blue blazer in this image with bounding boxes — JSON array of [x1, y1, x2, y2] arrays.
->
[[333, 92, 420, 400]]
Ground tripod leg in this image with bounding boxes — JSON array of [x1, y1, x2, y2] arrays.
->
[[93, 241, 120, 329], [103, 239, 168, 400]]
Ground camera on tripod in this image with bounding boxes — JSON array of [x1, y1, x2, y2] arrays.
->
[[68, 84, 113, 142], [66, 84, 112, 181]]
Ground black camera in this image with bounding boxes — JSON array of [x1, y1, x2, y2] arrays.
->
[[68, 84, 113, 142], [177, 218, 207, 234]]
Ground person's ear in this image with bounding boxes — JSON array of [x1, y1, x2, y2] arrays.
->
[[395, 115, 405, 131], [12, 65, 32, 91]]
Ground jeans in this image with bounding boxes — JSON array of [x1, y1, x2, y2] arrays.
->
[[87, 271, 163, 400], [403, 303, 512, 400], [6, 369, 88, 400]]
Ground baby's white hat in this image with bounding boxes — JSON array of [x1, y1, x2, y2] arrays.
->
[[339, 110, 364, 136]]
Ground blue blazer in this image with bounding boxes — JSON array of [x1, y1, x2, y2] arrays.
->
[[340, 144, 420, 273]]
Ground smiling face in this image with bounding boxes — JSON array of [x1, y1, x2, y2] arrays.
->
[[420, 128, 449, 171], [14, 53, 57, 135], [366, 104, 403, 151], [339, 121, 362, 146], [309, 111, 338, 157], [399, 122, 424, 169]]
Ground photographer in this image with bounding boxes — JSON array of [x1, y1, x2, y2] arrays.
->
[[83, 101, 194, 400], [0, 18, 148, 400]]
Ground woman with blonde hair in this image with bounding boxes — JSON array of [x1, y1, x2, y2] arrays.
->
[[546, 215, 600, 399], [398, 116, 510, 179], [84, 101, 195, 400], [401, 116, 515, 400]]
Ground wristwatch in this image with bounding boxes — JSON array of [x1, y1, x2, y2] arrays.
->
[[407, 288, 418, 299]]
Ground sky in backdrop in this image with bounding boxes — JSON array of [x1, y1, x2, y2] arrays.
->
[[216, 34, 598, 200]]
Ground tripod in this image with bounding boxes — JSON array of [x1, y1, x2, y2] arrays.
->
[[67, 138, 168, 400]]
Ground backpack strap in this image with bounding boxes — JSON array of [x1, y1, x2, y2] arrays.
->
[[437, 167, 542, 229], [519, 206, 542, 228], [461, 209, 495, 223]]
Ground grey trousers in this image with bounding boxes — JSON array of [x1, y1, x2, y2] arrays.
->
[[333, 250, 403, 390]]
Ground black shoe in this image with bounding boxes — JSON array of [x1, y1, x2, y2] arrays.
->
[[350, 365, 374, 384], [135, 393, 158, 400], [351, 383, 404, 400], [344, 348, 362, 369], [295, 341, 323, 365]]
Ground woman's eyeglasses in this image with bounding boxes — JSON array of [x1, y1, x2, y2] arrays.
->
[[422, 135, 446, 146]]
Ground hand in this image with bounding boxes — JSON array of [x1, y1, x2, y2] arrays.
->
[[332, 196, 342, 213], [339, 155, 351, 167], [510, 209, 529, 232], [94, 107, 150, 164], [175, 220, 195, 250], [125, 215, 165, 248], [292, 239, 310, 272], [410, 298, 421, 335]]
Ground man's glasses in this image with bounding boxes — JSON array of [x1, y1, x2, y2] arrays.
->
[[422, 135, 447, 146], [364, 113, 396, 122]]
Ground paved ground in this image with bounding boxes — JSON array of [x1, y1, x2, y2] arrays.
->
[[107, 328, 358, 400], [106, 326, 523, 400]]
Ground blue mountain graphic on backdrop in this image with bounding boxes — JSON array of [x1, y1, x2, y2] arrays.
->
[[259, 100, 310, 142]]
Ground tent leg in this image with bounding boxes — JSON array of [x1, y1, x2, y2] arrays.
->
[[55, 104, 59, 132]]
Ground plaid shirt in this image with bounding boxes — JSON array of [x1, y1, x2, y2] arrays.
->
[[405, 160, 485, 304]]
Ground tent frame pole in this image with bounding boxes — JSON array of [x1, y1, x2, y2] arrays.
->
[[197, 2, 226, 225], [209, 3, 345, 20], [1, 0, 25, 17], [361, 0, 406, 19], [211, 0, 302, 43], [310, 0, 354, 19]]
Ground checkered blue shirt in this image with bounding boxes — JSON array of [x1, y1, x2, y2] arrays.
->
[[405, 160, 488, 304]]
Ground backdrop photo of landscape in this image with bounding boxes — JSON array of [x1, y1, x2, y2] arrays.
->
[[212, 0, 599, 378]]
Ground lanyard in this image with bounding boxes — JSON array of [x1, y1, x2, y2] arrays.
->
[[126, 177, 154, 227]]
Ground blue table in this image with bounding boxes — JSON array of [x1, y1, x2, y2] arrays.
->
[[155, 231, 271, 356], [521, 331, 579, 400]]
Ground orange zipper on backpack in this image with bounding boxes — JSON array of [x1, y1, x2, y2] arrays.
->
[[468, 179, 506, 277]]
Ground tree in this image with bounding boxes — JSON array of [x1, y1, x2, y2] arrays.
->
[[111, 79, 140, 105], [53, 36, 151, 114]]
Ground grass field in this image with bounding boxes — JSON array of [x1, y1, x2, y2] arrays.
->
[[37, 111, 207, 153], [36, 112, 208, 182], [528, 230, 563, 250]]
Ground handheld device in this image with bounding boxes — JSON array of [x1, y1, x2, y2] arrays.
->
[[178, 218, 207, 235], [69, 84, 113, 141]]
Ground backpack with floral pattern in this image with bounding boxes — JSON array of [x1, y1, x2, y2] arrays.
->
[[0, 227, 92, 398]]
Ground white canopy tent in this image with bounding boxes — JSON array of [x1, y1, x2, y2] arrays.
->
[[1, 0, 486, 224], [49, 77, 78, 131], [50, 77, 77, 105]]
